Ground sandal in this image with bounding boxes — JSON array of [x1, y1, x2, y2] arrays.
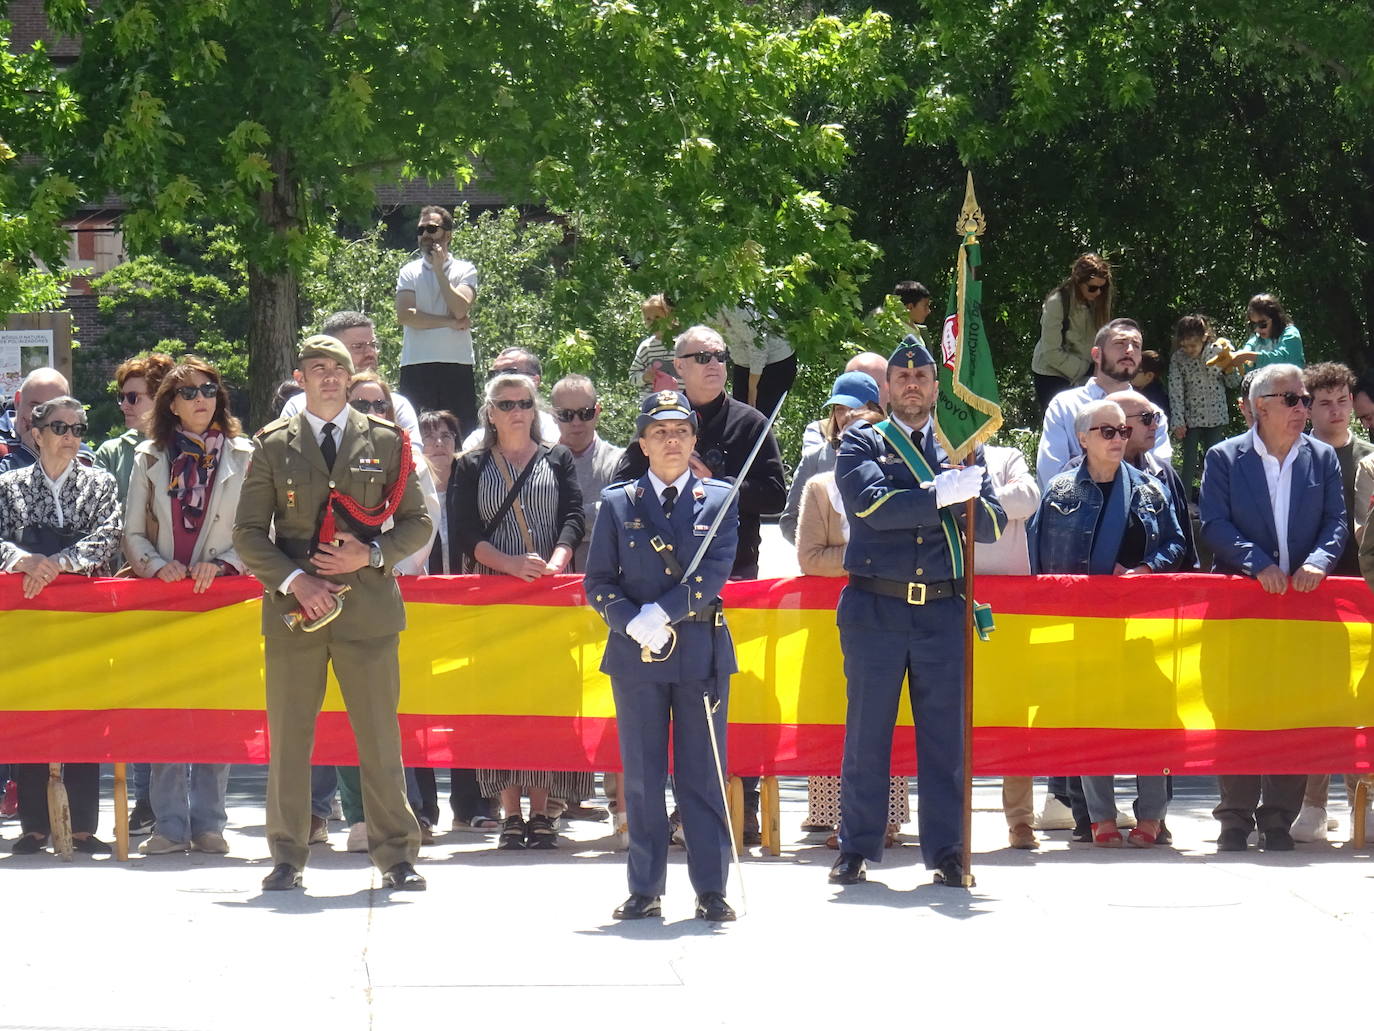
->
[[1128, 819, 1161, 848], [885, 823, 901, 848], [525, 813, 559, 850], [1091, 820, 1124, 848], [469, 815, 500, 831], [497, 814, 527, 850]]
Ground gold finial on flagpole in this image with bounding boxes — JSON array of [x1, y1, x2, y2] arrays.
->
[[956, 170, 986, 242]]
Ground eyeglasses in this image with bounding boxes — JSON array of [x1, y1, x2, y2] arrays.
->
[[117, 391, 145, 406], [683, 350, 729, 365], [1127, 411, 1160, 427], [174, 383, 219, 401], [418, 224, 445, 236], [350, 399, 390, 415], [421, 432, 456, 446], [493, 398, 535, 412], [1087, 424, 1133, 440], [554, 406, 597, 423], [1249, 318, 1271, 329], [40, 420, 88, 439], [1259, 391, 1314, 409], [1083, 282, 1107, 295]]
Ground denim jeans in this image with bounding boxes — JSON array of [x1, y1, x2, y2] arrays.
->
[[149, 763, 229, 841], [310, 765, 337, 819], [133, 761, 151, 802], [1082, 775, 1168, 823]]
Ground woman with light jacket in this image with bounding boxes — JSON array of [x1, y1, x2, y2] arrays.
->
[[123, 357, 252, 856]]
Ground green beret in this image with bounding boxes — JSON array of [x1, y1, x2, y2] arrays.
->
[[297, 334, 355, 375]]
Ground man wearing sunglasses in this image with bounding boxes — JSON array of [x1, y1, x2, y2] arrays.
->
[[551, 374, 624, 570], [395, 205, 479, 437], [234, 335, 433, 893], [0, 367, 94, 474], [1037, 318, 1172, 489], [1200, 362, 1346, 854]]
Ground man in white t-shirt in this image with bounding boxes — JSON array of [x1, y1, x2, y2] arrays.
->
[[394, 205, 479, 436]]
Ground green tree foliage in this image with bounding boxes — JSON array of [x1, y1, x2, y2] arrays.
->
[[44, 0, 896, 427], [0, 9, 79, 313]]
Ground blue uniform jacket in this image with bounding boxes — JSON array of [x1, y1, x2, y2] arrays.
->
[[835, 421, 1007, 630], [1199, 430, 1347, 576], [584, 473, 739, 680], [1028, 461, 1185, 574]]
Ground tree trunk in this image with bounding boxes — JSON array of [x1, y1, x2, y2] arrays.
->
[[246, 148, 305, 430], [247, 263, 300, 431]]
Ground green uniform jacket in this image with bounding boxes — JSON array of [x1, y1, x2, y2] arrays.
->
[[232, 407, 433, 640]]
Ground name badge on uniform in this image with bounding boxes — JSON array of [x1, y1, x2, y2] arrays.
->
[[286, 489, 297, 508], [694, 524, 710, 533], [354, 457, 383, 472]]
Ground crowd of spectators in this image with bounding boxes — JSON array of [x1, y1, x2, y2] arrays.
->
[[4, 226, 1373, 866]]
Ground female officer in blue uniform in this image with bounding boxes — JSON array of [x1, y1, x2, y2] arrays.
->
[[584, 391, 741, 922]]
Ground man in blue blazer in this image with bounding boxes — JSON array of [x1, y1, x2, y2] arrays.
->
[[829, 338, 1007, 889], [1200, 362, 1348, 853], [584, 390, 740, 922]]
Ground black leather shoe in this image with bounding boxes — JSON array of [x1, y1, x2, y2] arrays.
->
[[612, 894, 662, 920], [694, 892, 736, 921], [381, 861, 427, 890], [828, 852, 867, 885], [1216, 827, 1249, 852], [1259, 828, 1295, 852], [11, 833, 46, 855], [933, 856, 971, 888], [261, 863, 303, 891]]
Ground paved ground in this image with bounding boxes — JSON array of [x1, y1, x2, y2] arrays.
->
[[9, 526, 1374, 1029], [5, 773, 1374, 1030]]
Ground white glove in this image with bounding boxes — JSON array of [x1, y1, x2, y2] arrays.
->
[[641, 625, 672, 654], [933, 465, 984, 508], [625, 603, 670, 646]]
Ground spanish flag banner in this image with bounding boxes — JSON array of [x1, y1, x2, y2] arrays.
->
[[3, 573, 1374, 774]]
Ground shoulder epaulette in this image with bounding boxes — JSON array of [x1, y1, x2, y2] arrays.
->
[[254, 416, 291, 439]]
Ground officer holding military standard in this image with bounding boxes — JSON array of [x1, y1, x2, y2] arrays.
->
[[584, 390, 740, 922], [233, 335, 433, 893], [829, 338, 1007, 889]]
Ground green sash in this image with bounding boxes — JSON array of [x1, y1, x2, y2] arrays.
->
[[873, 419, 964, 580]]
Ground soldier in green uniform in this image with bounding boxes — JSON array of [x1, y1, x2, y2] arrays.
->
[[233, 335, 433, 892]]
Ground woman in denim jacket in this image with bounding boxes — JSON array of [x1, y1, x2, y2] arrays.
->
[[1028, 398, 1185, 848]]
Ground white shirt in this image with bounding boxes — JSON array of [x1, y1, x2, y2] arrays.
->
[[396, 253, 479, 365], [647, 468, 691, 508], [40, 461, 74, 528], [1251, 426, 1300, 574], [715, 305, 795, 374], [282, 389, 419, 442], [888, 413, 947, 468]]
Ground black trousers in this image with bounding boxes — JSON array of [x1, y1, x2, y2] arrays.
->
[[1214, 774, 1306, 833], [731, 353, 797, 418], [449, 768, 495, 823], [1033, 373, 1072, 419], [399, 361, 478, 439], [16, 762, 100, 836]]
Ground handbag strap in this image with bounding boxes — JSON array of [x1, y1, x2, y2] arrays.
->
[[482, 446, 546, 550]]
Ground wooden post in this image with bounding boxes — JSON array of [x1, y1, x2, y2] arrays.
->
[[960, 498, 977, 887], [113, 762, 129, 861], [47, 763, 73, 862]]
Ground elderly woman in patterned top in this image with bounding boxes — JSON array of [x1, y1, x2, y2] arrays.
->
[[447, 372, 584, 850], [0, 394, 122, 856]]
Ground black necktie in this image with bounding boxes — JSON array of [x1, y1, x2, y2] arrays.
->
[[661, 485, 678, 516], [917, 428, 939, 471], [320, 423, 337, 469]]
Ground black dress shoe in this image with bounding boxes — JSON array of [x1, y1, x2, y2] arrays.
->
[[381, 861, 427, 890], [1259, 828, 1295, 852], [933, 856, 972, 888], [72, 835, 112, 854], [11, 833, 46, 855], [261, 863, 303, 891], [612, 894, 662, 920], [695, 892, 737, 921], [828, 852, 867, 885], [1216, 827, 1249, 852], [1071, 822, 1092, 843]]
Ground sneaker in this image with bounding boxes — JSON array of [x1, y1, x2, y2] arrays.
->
[[308, 815, 329, 845], [419, 822, 435, 846], [1037, 795, 1075, 831], [191, 831, 229, 854], [667, 810, 686, 847], [1115, 810, 1137, 830], [346, 822, 369, 853], [138, 833, 190, 855], [1291, 805, 1328, 843], [329, 797, 344, 822], [128, 799, 155, 837], [0, 779, 17, 818]]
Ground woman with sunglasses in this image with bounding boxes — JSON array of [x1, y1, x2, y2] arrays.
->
[[0, 395, 123, 855], [1030, 253, 1114, 415], [449, 372, 584, 849], [94, 352, 175, 504], [1235, 293, 1304, 371], [122, 358, 251, 855], [1029, 398, 1185, 848]]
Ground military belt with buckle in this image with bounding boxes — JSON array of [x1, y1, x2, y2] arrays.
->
[[679, 602, 725, 626], [848, 574, 959, 605]]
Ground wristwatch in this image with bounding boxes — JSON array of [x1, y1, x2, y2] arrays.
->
[[368, 541, 384, 569]]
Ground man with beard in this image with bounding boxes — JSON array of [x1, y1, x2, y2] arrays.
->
[[1036, 319, 1172, 488]]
